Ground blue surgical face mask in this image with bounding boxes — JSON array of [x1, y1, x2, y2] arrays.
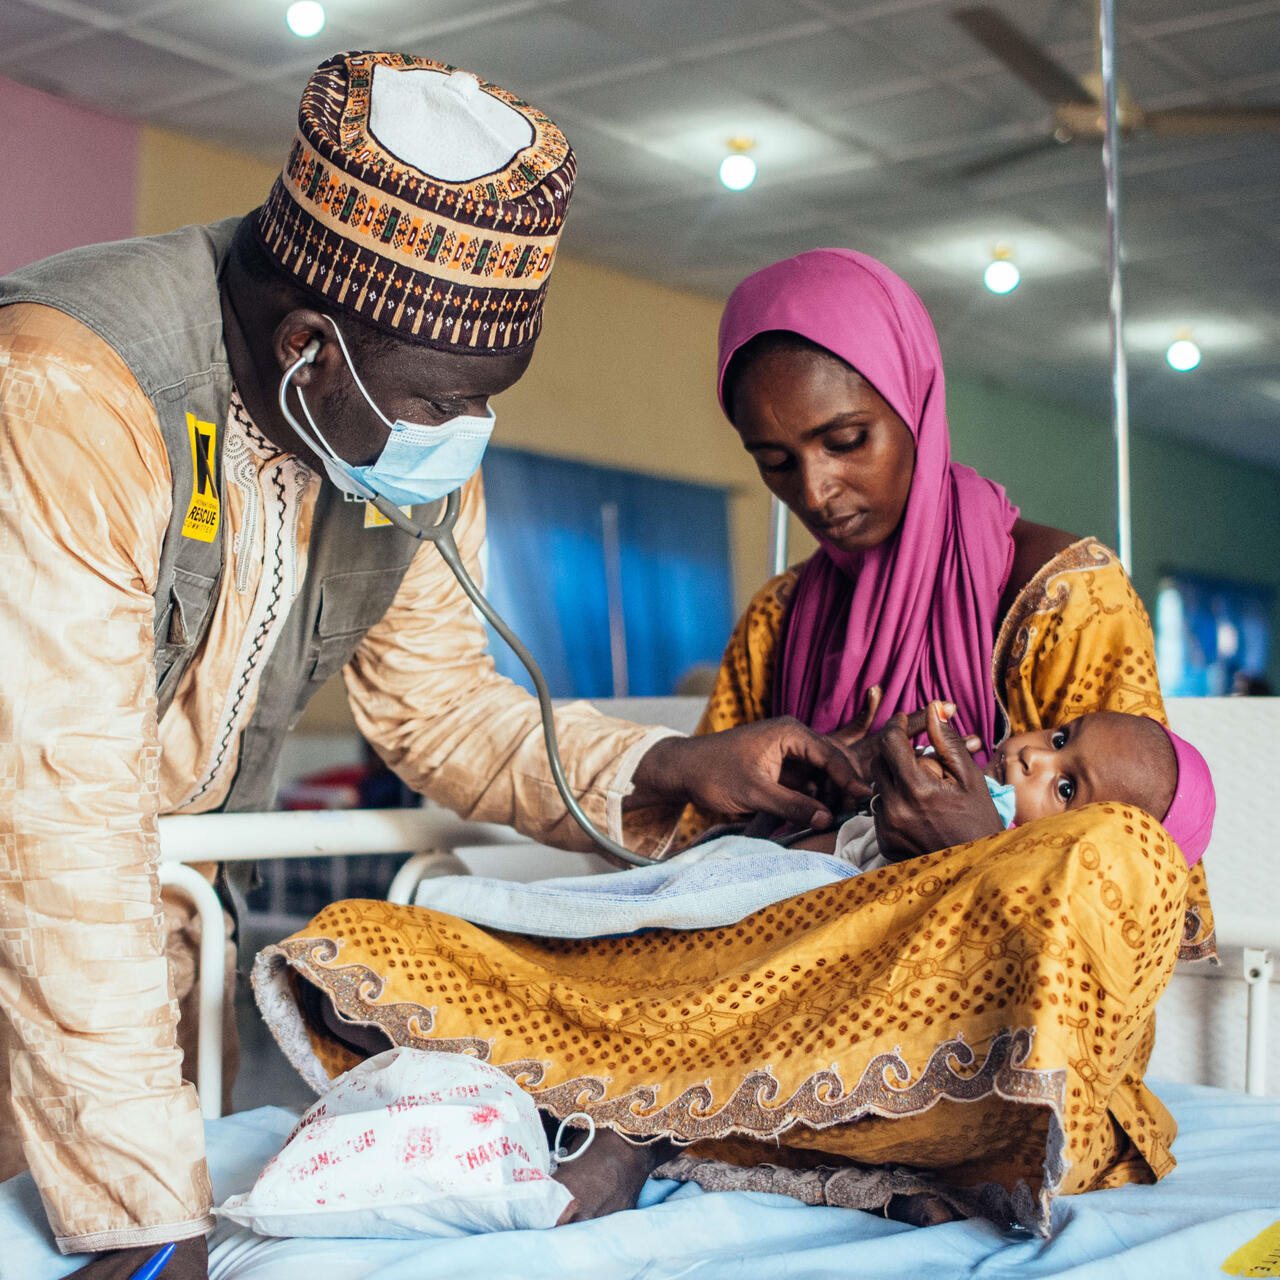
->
[[276, 317, 495, 508]]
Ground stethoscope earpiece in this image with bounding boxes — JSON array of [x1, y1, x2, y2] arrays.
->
[[300, 338, 322, 364]]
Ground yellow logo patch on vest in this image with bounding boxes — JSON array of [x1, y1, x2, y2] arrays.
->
[[181, 413, 220, 542], [363, 502, 411, 529]]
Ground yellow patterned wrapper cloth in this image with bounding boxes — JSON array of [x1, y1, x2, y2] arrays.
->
[[684, 538, 1215, 960], [258, 538, 1213, 1232]]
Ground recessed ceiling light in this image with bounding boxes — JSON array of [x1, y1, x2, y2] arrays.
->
[[1166, 337, 1201, 372], [719, 137, 756, 191], [984, 245, 1019, 294], [286, 1, 325, 37]]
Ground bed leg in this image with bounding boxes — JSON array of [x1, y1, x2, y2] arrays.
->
[[1243, 946, 1274, 1097], [158, 862, 227, 1119]]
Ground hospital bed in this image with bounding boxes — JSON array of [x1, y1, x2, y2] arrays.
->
[[6, 696, 1279, 1279]]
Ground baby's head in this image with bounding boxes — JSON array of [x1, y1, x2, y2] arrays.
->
[[986, 711, 1215, 866]]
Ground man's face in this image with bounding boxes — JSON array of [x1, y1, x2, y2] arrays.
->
[[293, 321, 533, 469], [984, 712, 1176, 825]]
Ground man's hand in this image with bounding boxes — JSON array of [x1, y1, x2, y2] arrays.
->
[[71, 1235, 207, 1279], [869, 704, 1004, 860], [631, 718, 857, 830]]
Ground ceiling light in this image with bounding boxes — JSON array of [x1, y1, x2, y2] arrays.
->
[[1166, 333, 1201, 372], [719, 137, 756, 192], [983, 245, 1019, 294], [286, 1, 325, 37]]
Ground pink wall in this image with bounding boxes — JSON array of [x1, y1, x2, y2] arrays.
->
[[0, 75, 138, 276]]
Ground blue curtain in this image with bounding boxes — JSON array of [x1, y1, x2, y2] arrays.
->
[[1155, 571, 1273, 696], [477, 447, 735, 697]]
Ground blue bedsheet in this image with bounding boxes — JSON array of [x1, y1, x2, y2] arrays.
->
[[5, 1081, 1277, 1280]]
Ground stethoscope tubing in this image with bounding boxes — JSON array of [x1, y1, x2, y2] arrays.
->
[[369, 493, 660, 868]]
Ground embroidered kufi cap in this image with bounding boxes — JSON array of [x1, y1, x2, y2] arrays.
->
[[254, 51, 576, 354]]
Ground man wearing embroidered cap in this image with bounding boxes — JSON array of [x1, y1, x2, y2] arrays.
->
[[0, 52, 856, 1278]]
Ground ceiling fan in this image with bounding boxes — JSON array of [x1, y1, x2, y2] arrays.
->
[[952, 4, 1280, 177]]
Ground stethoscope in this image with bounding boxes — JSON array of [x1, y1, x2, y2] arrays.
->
[[279, 339, 658, 868]]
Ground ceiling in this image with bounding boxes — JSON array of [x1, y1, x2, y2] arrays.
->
[[3, 0, 1278, 470]]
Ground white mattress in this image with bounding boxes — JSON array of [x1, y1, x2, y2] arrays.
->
[[6, 1080, 1279, 1279]]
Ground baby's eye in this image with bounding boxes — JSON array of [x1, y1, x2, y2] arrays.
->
[[1051, 729, 1068, 749], [1056, 776, 1076, 803]]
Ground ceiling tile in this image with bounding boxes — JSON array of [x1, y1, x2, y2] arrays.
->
[[145, 0, 329, 73], [0, 0, 78, 54], [9, 30, 237, 113], [853, 0, 1092, 75], [561, 0, 810, 57], [397, 10, 648, 98], [835, 83, 1020, 151], [559, 65, 871, 181], [694, 28, 917, 115], [61, 0, 168, 14], [1158, 13, 1280, 83], [321, 0, 546, 42], [145, 83, 300, 162]]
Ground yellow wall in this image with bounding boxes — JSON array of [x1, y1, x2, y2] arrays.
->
[[136, 126, 278, 237]]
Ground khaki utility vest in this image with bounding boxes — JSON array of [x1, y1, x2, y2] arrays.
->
[[0, 219, 434, 819]]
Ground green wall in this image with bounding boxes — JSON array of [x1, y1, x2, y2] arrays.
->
[[946, 374, 1280, 691]]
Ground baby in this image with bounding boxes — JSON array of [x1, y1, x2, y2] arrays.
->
[[806, 705, 1215, 871]]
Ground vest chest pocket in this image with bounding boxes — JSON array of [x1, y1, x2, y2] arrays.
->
[[308, 565, 412, 684], [154, 567, 219, 709]]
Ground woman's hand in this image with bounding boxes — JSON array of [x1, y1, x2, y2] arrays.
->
[[869, 704, 1004, 859], [71, 1236, 207, 1279], [631, 718, 857, 830], [828, 698, 983, 801]]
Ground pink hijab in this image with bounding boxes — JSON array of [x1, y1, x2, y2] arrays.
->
[[718, 249, 1019, 756]]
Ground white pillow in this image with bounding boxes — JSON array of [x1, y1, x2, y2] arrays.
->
[[217, 1047, 572, 1238]]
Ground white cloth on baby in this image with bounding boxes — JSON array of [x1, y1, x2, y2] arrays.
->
[[412, 837, 858, 938], [412, 776, 1019, 940]]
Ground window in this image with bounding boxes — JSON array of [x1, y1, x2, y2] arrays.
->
[[1155, 571, 1273, 697]]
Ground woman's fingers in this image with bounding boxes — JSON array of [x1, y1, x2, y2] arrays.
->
[[924, 703, 983, 780], [873, 714, 922, 783]]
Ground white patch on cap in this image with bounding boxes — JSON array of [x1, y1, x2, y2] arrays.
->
[[368, 64, 535, 182]]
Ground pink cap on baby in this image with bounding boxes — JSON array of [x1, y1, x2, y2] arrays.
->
[[1158, 725, 1215, 868]]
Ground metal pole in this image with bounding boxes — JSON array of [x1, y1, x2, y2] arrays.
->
[[1099, 0, 1132, 572], [767, 494, 790, 577], [600, 500, 630, 698]]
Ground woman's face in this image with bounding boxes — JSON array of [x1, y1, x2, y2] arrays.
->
[[730, 344, 916, 554]]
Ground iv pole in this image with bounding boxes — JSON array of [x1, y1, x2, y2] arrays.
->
[[1099, 0, 1133, 573], [767, 494, 789, 577]]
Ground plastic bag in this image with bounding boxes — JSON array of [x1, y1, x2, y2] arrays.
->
[[217, 1047, 573, 1238]]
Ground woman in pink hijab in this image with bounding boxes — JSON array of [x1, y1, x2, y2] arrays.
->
[[692, 248, 1207, 862]]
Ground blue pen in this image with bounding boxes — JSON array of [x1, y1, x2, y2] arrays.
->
[[126, 1242, 176, 1280]]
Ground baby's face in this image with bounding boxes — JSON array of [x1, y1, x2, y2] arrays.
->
[[985, 712, 1175, 825]]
